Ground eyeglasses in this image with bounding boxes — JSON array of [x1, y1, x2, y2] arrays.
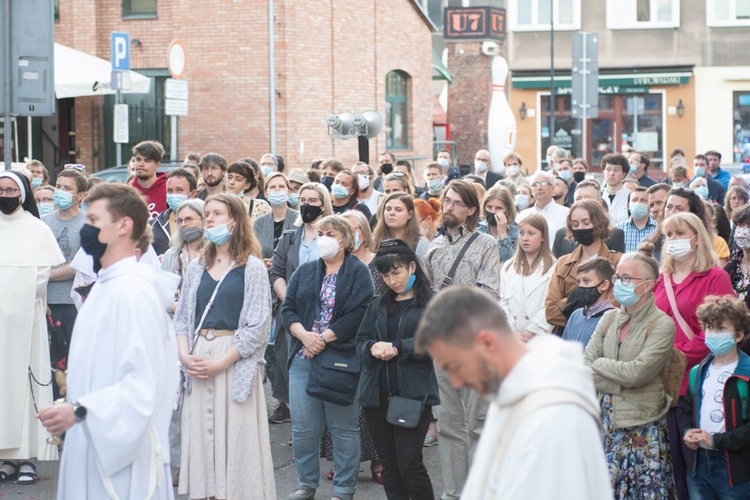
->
[[37, 197, 54, 204], [442, 198, 466, 209], [175, 216, 200, 226], [299, 197, 322, 206], [531, 181, 551, 188], [611, 274, 648, 286], [64, 164, 86, 171], [0, 188, 20, 196]]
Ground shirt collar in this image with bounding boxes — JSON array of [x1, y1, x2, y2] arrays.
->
[[584, 298, 614, 318]]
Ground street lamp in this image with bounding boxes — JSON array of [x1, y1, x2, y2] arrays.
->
[[519, 102, 527, 120], [677, 99, 685, 118]]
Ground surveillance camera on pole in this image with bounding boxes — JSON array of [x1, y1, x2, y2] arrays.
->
[[327, 110, 382, 163]]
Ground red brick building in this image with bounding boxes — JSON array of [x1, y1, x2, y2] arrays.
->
[[45, 0, 435, 171]]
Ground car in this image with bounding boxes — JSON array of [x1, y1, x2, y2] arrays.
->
[[90, 162, 185, 183]]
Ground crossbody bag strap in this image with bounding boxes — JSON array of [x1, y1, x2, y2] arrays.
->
[[440, 232, 480, 289], [664, 274, 695, 341], [189, 260, 236, 353]]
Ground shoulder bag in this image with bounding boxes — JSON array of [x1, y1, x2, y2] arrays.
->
[[440, 232, 480, 289], [663, 274, 695, 341]]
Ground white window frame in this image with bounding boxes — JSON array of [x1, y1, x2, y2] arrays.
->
[[707, 0, 750, 27], [606, 0, 681, 30], [508, 0, 581, 32]]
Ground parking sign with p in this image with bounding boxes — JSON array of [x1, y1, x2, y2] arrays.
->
[[111, 32, 130, 71]]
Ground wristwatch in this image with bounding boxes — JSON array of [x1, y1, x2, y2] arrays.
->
[[73, 402, 87, 423]]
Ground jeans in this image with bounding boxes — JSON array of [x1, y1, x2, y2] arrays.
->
[[688, 448, 750, 499], [289, 357, 360, 497], [363, 395, 434, 500]]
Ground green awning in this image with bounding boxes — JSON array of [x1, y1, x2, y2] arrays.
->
[[432, 51, 453, 83], [512, 70, 692, 90]]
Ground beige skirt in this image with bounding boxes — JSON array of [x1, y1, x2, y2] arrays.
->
[[178, 335, 276, 500]]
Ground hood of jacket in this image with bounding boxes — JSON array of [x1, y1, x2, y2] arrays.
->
[[98, 256, 180, 309], [133, 171, 168, 194]]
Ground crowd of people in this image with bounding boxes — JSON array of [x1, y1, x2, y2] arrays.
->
[[1, 140, 750, 500]]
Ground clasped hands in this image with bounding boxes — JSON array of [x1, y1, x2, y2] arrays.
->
[[683, 428, 713, 450], [300, 331, 326, 359], [371, 341, 398, 361], [180, 354, 229, 379]]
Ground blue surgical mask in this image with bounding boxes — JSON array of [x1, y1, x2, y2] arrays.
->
[[37, 202, 55, 216], [80, 201, 88, 212], [167, 194, 188, 212], [53, 189, 75, 210], [515, 194, 529, 210], [695, 186, 709, 199], [705, 331, 737, 356], [31, 177, 43, 188], [694, 166, 706, 178], [673, 182, 685, 189], [400, 273, 416, 295], [262, 166, 275, 178], [331, 183, 350, 200], [438, 158, 450, 169], [475, 160, 488, 173], [205, 220, 233, 245], [353, 232, 361, 250], [613, 280, 641, 307], [629, 202, 649, 220], [288, 193, 300, 207], [427, 178, 443, 193], [267, 191, 289, 207], [558, 170, 572, 182]]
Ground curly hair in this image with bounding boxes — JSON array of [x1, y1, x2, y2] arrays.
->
[[697, 295, 750, 338]]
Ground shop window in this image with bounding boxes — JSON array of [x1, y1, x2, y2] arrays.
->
[[734, 92, 750, 163], [708, 0, 750, 26], [385, 71, 409, 150], [508, 0, 581, 31], [607, 0, 680, 29], [123, 0, 157, 18]]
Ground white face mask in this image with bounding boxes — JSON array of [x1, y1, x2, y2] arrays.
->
[[665, 237, 695, 261], [357, 174, 371, 190], [318, 235, 342, 260], [475, 161, 488, 173], [507, 165, 520, 177]]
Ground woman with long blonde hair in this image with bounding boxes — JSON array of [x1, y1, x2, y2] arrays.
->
[[371, 193, 429, 264]]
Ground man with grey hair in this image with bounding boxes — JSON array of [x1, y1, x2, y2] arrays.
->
[[414, 287, 612, 499], [518, 170, 570, 250]]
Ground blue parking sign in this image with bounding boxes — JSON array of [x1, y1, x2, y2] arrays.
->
[[111, 32, 130, 71]]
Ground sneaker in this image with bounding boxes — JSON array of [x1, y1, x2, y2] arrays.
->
[[269, 403, 292, 424], [423, 434, 438, 447]]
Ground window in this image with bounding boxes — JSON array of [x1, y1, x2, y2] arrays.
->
[[607, 0, 680, 29], [54, 0, 59, 21], [123, 0, 157, 18], [734, 92, 750, 163], [508, 0, 581, 31], [385, 71, 409, 150], [708, 0, 750, 26], [419, 0, 444, 29]]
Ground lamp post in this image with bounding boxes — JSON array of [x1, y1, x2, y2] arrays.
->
[[550, 0, 555, 157]]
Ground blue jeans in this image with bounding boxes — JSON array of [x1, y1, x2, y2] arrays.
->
[[289, 357, 360, 497], [688, 448, 750, 499]]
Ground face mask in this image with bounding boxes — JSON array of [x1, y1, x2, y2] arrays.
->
[[694, 166, 706, 178], [438, 158, 450, 169], [381, 163, 394, 175], [262, 166, 275, 178], [321, 176, 335, 190], [167, 193, 188, 212], [318, 235, 342, 260], [53, 189, 75, 210], [353, 232, 361, 250], [572, 227, 596, 246], [629, 202, 649, 220], [695, 186, 709, 199], [180, 225, 203, 243], [267, 191, 289, 207], [475, 161, 488, 173], [507, 165, 520, 177], [673, 182, 685, 189], [288, 193, 300, 207], [38, 202, 55, 216], [31, 177, 43, 188], [331, 183, 350, 200], [205, 220, 233, 245], [80, 223, 108, 260], [80, 201, 88, 213], [487, 213, 498, 227], [705, 331, 737, 356], [0, 196, 21, 215], [558, 170, 572, 182], [614, 280, 641, 307], [515, 194, 529, 210], [427, 178, 443, 193], [357, 174, 371, 190], [735, 227, 750, 249], [576, 282, 604, 308], [665, 237, 694, 261], [573, 171, 586, 183], [235, 190, 245, 199], [546, 156, 553, 165], [300, 203, 323, 224], [400, 267, 417, 295]]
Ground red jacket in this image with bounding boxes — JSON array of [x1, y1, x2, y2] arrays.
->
[[654, 266, 736, 395], [131, 172, 167, 218]]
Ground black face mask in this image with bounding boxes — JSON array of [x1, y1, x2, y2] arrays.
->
[[487, 213, 498, 227], [80, 223, 108, 272], [576, 281, 604, 307], [572, 227, 596, 246], [0, 196, 20, 215], [573, 171, 586, 183], [380, 163, 394, 175], [300, 203, 323, 224], [321, 176, 335, 191]]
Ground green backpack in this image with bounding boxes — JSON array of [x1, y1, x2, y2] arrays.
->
[[689, 365, 749, 422]]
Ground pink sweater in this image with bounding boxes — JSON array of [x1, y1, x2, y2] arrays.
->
[[653, 266, 736, 395]]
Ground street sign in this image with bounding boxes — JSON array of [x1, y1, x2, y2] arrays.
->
[[110, 70, 131, 91], [626, 96, 646, 115], [571, 32, 599, 120], [444, 7, 506, 41], [167, 41, 186, 79], [165, 79, 188, 100], [113, 104, 129, 143], [111, 32, 130, 71], [165, 98, 188, 116]]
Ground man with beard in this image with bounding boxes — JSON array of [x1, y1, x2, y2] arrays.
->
[[196, 153, 227, 200], [423, 180, 500, 500], [130, 141, 167, 218], [414, 287, 612, 500]]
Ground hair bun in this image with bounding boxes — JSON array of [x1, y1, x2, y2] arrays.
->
[[637, 242, 655, 258], [427, 198, 441, 212]]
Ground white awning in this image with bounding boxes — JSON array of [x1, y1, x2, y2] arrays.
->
[[54, 43, 151, 99]]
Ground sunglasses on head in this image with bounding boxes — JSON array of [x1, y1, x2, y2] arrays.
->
[[64, 164, 86, 171]]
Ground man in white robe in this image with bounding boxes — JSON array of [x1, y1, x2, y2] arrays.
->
[[39, 183, 179, 499], [415, 287, 613, 500]]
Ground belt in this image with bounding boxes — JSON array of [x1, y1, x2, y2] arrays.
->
[[198, 328, 235, 340]]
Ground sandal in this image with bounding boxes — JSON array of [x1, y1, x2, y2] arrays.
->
[[371, 469, 383, 485], [0, 460, 18, 482], [17, 461, 37, 485]]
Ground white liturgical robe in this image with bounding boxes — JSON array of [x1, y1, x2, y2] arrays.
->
[[58, 257, 180, 499]]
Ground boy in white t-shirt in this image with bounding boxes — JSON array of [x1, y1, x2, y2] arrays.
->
[[678, 295, 750, 499]]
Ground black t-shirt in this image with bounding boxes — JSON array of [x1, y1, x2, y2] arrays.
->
[[379, 298, 415, 394], [273, 220, 285, 249]]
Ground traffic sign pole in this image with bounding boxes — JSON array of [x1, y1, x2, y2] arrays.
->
[[111, 32, 130, 166]]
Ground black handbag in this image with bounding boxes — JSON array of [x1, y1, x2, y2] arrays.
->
[[306, 347, 361, 406]]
